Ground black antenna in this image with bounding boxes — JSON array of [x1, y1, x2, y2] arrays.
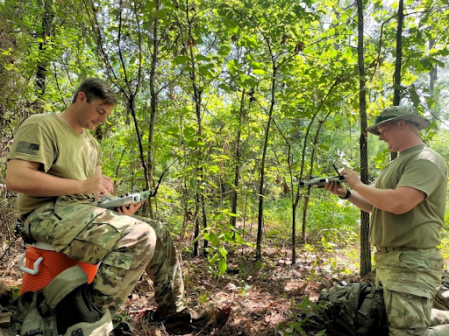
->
[[333, 164, 341, 176]]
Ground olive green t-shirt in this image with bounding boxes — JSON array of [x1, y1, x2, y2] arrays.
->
[[8, 113, 101, 217], [370, 144, 447, 249]]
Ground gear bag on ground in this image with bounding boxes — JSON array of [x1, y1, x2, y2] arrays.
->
[[318, 282, 388, 336], [2, 265, 112, 336]]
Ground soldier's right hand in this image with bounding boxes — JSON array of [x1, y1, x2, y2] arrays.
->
[[83, 175, 114, 197], [324, 181, 347, 198]]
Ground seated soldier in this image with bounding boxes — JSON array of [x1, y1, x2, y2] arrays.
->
[[6, 78, 210, 331]]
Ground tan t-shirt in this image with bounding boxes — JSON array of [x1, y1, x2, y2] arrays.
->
[[8, 113, 101, 216], [370, 144, 447, 249]]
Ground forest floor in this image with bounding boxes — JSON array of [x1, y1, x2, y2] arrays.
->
[[0, 235, 380, 336]]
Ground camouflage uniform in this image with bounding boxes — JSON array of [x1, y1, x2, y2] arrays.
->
[[24, 195, 187, 316], [367, 106, 449, 335], [375, 250, 449, 335]]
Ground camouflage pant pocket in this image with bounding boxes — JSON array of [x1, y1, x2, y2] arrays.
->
[[102, 251, 133, 270], [385, 285, 432, 334]]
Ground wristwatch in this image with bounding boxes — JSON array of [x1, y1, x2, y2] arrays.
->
[[339, 189, 351, 200]]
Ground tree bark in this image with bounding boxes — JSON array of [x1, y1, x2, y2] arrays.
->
[[36, 0, 54, 99], [256, 66, 277, 260], [147, 0, 161, 219], [391, 0, 404, 161], [357, 0, 371, 277], [185, 0, 207, 256], [429, 39, 438, 120], [230, 90, 246, 229]]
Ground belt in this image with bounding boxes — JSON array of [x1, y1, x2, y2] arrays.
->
[[376, 246, 418, 252]]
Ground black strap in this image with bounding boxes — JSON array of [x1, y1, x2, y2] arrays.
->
[[339, 189, 351, 200]]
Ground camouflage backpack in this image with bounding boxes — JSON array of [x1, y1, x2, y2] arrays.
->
[[318, 282, 388, 336], [2, 265, 113, 336]]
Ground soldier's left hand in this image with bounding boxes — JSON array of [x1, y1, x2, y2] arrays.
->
[[340, 168, 362, 190], [117, 202, 142, 216]]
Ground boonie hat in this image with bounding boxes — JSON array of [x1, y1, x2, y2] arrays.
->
[[367, 105, 430, 135]]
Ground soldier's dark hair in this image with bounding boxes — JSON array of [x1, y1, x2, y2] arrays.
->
[[71, 78, 117, 106]]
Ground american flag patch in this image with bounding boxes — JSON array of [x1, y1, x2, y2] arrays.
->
[[16, 141, 40, 155]]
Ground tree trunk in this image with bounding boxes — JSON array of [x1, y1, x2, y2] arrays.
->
[[183, 0, 208, 256], [256, 66, 277, 260], [230, 90, 246, 228], [357, 0, 371, 277], [391, 0, 404, 161], [301, 116, 330, 244], [429, 39, 438, 120], [147, 0, 161, 219], [36, 0, 54, 99]]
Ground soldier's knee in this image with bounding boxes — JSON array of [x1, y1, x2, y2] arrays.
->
[[146, 219, 171, 239], [131, 221, 157, 257]]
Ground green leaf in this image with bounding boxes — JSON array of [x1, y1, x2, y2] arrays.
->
[[253, 69, 265, 75], [218, 83, 231, 93], [242, 36, 258, 48], [218, 45, 231, 56], [410, 88, 420, 106], [209, 165, 221, 174], [431, 48, 449, 57], [227, 59, 239, 75], [218, 246, 227, 257], [218, 258, 227, 274], [249, 61, 264, 69], [199, 64, 215, 76], [234, 232, 246, 245], [186, 140, 205, 147], [243, 77, 258, 88], [174, 56, 190, 65], [209, 252, 220, 264], [166, 126, 180, 135], [208, 231, 219, 245], [195, 54, 210, 61], [223, 18, 239, 34]]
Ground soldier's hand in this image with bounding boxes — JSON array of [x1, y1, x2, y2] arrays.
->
[[117, 202, 142, 216], [324, 181, 347, 198], [83, 175, 114, 197], [339, 168, 362, 190]]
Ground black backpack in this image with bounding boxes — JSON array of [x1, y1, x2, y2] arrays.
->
[[318, 282, 388, 336]]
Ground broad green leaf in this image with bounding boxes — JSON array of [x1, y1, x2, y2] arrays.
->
[[410, 88, 420, 106], [243, 36, 258, 48], [243, 77, 258, 88], [174, 56, 190, 65], [222, 18, 239, 34], [218, 45, 231, 56], [195, 54, 210, 61], [227, 59, 239, 75], [218, 246, 227, 257], [208, 231, 219, 245], [218, 258, 227, 274], [209, 253, 220, 264], [249, 61, 264, 69], [218, 83, 231, 93]]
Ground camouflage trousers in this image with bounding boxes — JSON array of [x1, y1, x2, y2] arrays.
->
[[375, 249, 449, 336], [24, 196, 187, 316]]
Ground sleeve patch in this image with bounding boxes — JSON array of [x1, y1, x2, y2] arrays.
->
[[15, 141, 40, 155]]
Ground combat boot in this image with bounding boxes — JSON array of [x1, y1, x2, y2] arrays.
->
[[153, 307, 212, 331]]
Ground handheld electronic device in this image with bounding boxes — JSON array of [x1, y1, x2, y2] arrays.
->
[[299, 175, 345, 188], [97, 160, 174, 209], [299, 164, 345, 188], [98, 190, 154, 209]]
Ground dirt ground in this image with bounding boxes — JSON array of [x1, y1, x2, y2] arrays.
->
[[0, 236, 376, 336]]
